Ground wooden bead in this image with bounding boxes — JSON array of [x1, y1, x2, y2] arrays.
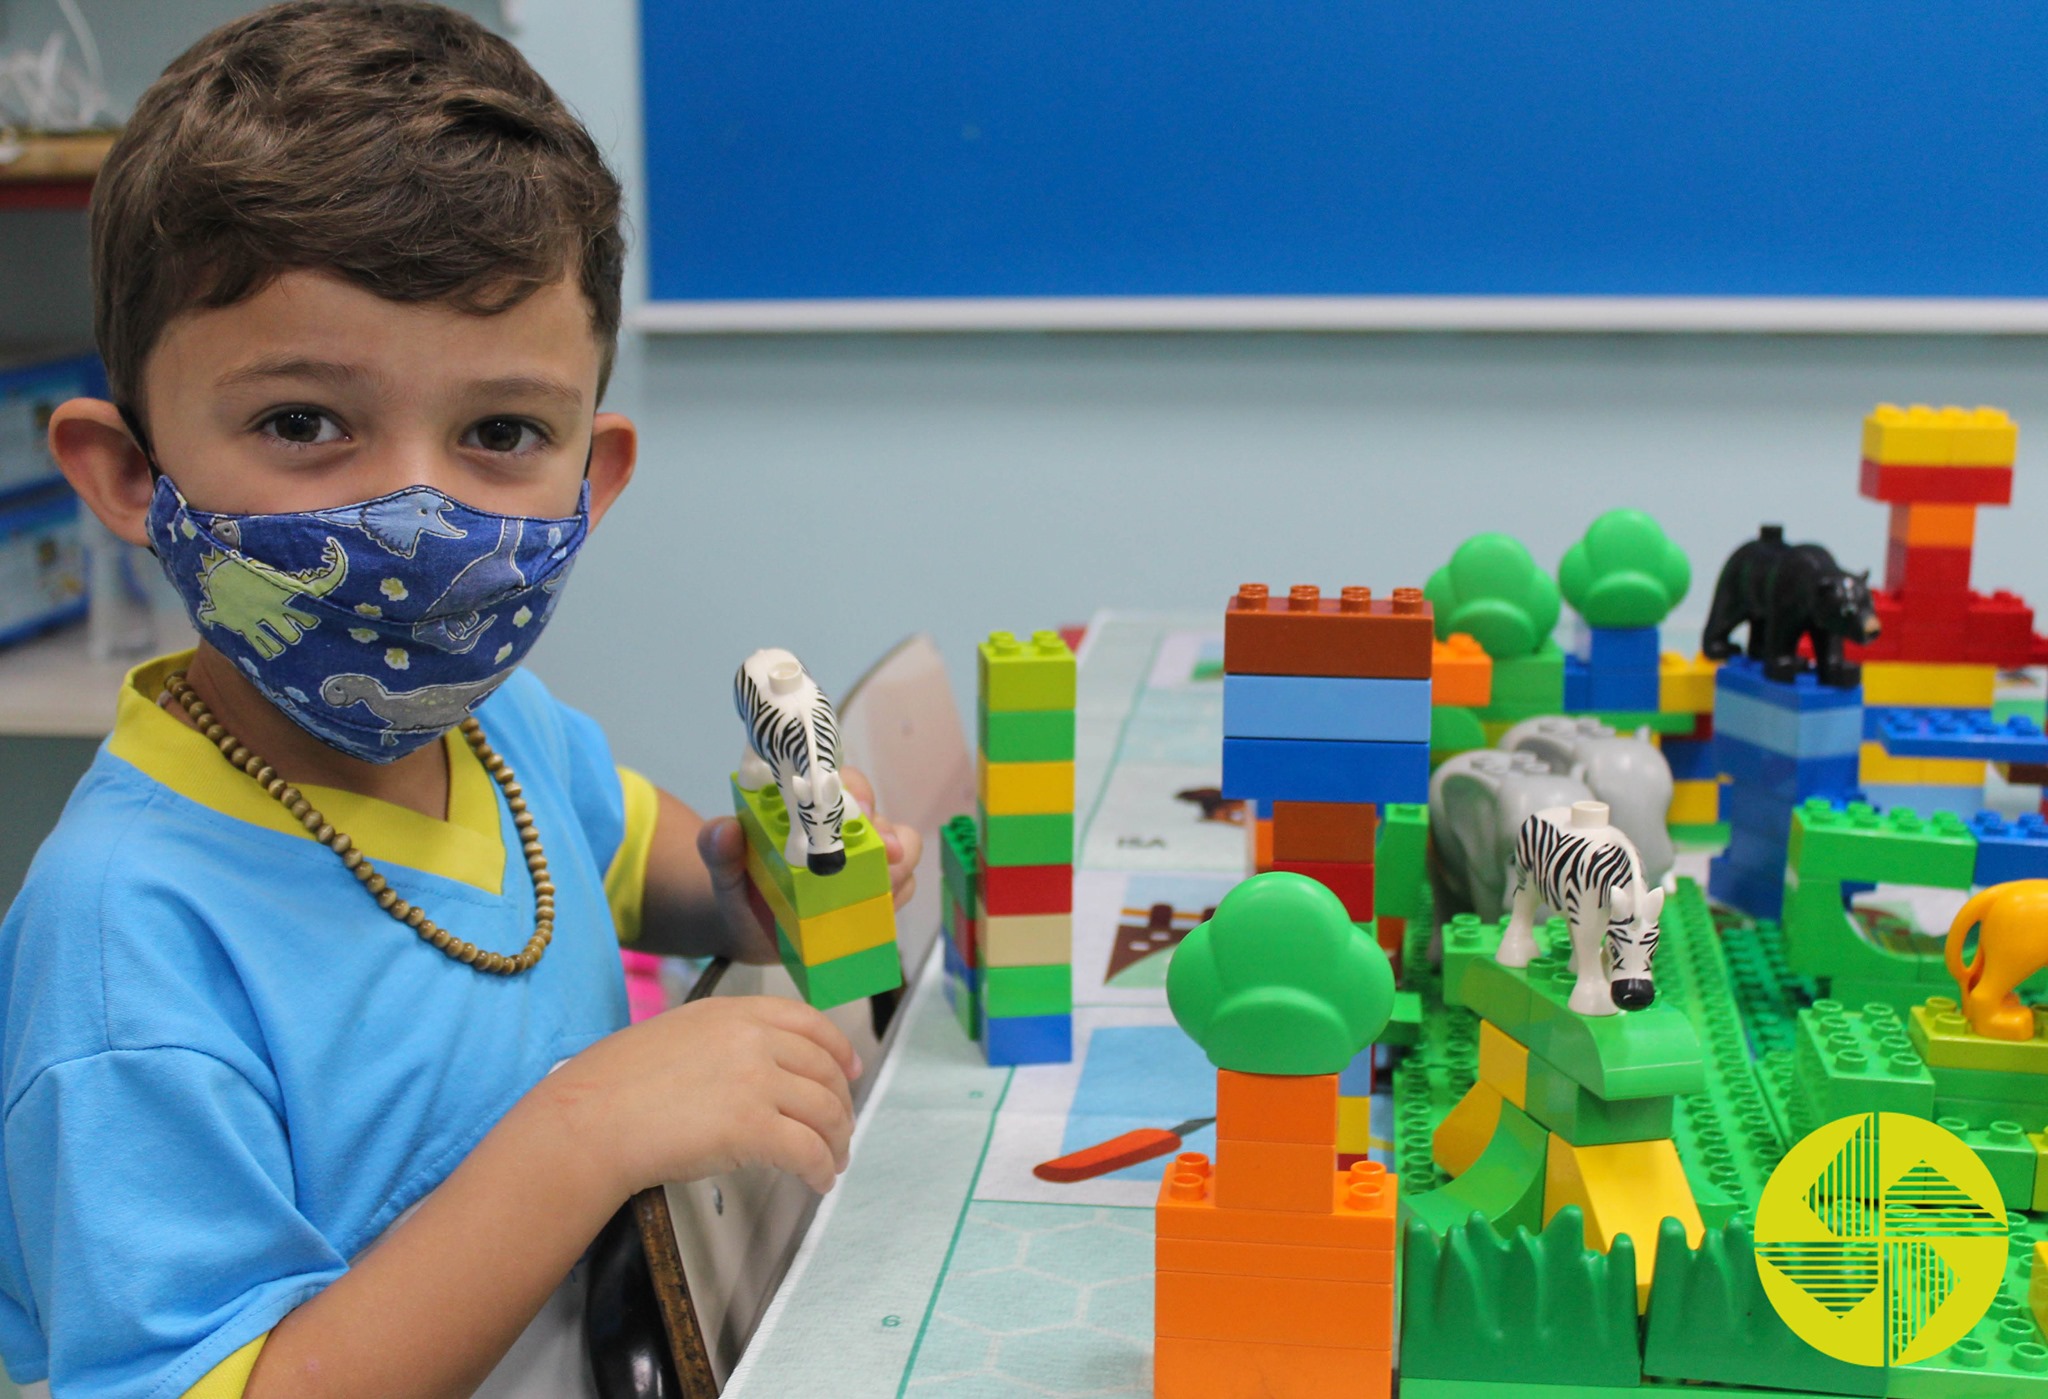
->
[[330, 833, 352, 855], [364, 874, 387, 895], [376, 889, 397, 910], [341, 849, 363, 870], [404, 906, 426, 927]]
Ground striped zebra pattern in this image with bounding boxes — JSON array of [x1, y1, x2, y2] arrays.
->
[[734, 649, 849, 873], [1506, 805, 1662, 1012]]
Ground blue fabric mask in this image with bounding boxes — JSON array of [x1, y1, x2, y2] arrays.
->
[[146, 475, 589, 763]]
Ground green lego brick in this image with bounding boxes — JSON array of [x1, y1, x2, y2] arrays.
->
[[1522, 1048, 1675, 1146], [946, 961, 981, 1041], [775, 925, 902, 1009], [1582, 709, 1702, 736], [979, 962, 1072, 1018], [1380, 987, 1422, 1049], [1485, 641, 1567, 706], [939, 813, 979, 913], [1911, 997, 2048, 1075], [1400, 1384, 1646, 1399], [1781, 871, 1947, 1008], [1931, 1093, 2048, 1136], [1400, 1096, 1548, 1236], [975, 806, 1073, 867], [1443, 916, 1706, 1101], [976, 630, 1076, 711], [1642, 1215, 1885, 1395], [1784, 1001, 1935, 1141], [1787, 800, 1978, 889], [976, 705, 1075, 762], [731, 777, 893, 915], [1669, 821, 1730, 849], [1932, 1115, 2039, 1208], [1886, 1211, 2048, 1399], [1400, 1207, 1640, 1388], [1374, 801, 1429, 921]]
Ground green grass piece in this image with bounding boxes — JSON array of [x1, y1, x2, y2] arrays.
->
[[731, 776, 893, 915], [976, 630, 1076, 711], [1788, 800, 1977, 889], [976, 705, 1075, 761], [1523, 1049, 1675, 1145], [979, 962, 1072, 1018], [976, 806, 1073, 867], [776, 925, 902, 1009]]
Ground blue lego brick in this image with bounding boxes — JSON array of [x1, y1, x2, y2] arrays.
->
[[1564, 656, 1591, 712], [1251, 796, 1273, 819], [1569, 622, 1661, 670], [1969, 811, 2048, 886], [1709, 850, 1785, 918], [983, 1013, 1072, 1065], [1338, 1045, 1375, 1096], [1220, 736, 1430, 805], [1661, 736, 1721, 783], [1714, 689, 1865, 758], [1713, 654, 1862, 711], [1221, 674, 1431, 743], [1718, 782, 1802, 837], [1863, 704, 1989, 740], [1858, 783, 1986, 819], [1716, 735, 1861, 803], [1585, 667, 1660, 712], [1875, 708, 2048, 764]]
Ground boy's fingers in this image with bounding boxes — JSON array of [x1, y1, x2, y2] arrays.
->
[[776, 1075, 854, 1170], [751, 998, 862, 1080], [775, 1032, 856, 1121], [771, 1115, 840, 1195], [697, 817, 749, 887], [841, 766, 877, 814]]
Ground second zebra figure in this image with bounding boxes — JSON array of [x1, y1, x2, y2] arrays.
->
[[734, 647, 857, 875], [1497, 800, 1665, 1016]]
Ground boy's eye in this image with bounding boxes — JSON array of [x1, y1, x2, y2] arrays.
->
[[466, 418, 545, 454], [261, 409, 344, 446]]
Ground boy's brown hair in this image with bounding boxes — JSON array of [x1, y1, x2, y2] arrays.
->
[[92, 0, 625, 413]]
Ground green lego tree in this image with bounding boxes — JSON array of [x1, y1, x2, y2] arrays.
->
[[1424, 533, 1562, 660], [1166, 872, 1394, 1074], [1558, 509, 1691, 629]]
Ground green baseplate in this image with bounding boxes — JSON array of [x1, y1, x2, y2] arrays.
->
[[1392, 877, 2048, 1397]]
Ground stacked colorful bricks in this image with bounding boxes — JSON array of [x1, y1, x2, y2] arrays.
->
[[1658, 651, 1721, 832], [1855, 404, 2045, 817], [730, 777, 902, 1009], [938, 814, 981, 1040], [1705, 656, 1862, 920], [975, 630, 1077, 1066]]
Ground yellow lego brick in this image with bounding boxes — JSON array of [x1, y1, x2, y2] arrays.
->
[[979, 905, 1072, 967], [746, 845, 897, 963], [1543, 1134, 1703, 1311], [1863, 403, 2017, 467], [1658, 652, 1718, 715], [1861, 662, 1996, 708], [1910, 998, 2048, 1075], [1668, 779, 1720, 826], [2033, 1240, 2048, 1336], [1889, 503, 1977, 549], [1859, 740, 1987, 787], [976, 755, 1075, 815], [1433, 1080, 1504, 1178], [1337, 1094, 1375, 1155], [1478, 1021, 1528, 1110], [2032, 1135, 2048, 1214]]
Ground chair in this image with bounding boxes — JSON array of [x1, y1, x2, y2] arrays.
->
[[587, 633, 971, 1397]]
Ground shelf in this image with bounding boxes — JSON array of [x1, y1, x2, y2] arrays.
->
[[0, 617, 195, 739], [0, 132, 117, 212]]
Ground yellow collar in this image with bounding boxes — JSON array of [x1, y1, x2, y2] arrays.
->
[[109, 652, 506, 894]]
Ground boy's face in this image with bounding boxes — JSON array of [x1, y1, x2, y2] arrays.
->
[[136, 269, 631, 522]]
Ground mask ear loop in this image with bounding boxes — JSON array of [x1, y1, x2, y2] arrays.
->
[[114, 402, 162, 480]]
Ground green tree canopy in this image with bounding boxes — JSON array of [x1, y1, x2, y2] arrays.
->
[[1166, 872, 1395, 1074], [1558, 509, 1691, 629], [1424, 533, 1562, 660]]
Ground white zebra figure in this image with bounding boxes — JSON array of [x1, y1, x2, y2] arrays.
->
[[734, 647, 859, 875], [1497, 800, 1664, 1017]]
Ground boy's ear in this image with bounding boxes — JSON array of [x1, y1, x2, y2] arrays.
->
[[50, 398, 155, 547], [585, 411, 637, 529]]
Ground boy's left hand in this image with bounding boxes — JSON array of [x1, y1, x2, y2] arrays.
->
[[697, 767, 922, 965]]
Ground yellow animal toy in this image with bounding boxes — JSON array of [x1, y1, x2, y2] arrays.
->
[[1946, 880, 2048, 1041]]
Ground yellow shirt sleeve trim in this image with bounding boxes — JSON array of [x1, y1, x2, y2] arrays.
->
[[181, 1333, 267, 1398], [607, 767, 660, 945]]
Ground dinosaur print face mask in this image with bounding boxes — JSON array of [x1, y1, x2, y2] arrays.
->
[[145, 475, 589, 763]]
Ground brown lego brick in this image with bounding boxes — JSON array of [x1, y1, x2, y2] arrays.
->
[[1223, 584, 1434, 679], [1271, 801, 1378, 863]]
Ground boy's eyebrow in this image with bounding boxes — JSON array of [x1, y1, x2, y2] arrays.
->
[[467, 375, 585, 411], [216, 355, 374, 393]]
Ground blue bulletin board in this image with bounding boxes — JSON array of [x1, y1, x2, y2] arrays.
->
[[638, 3, 2048, 331]]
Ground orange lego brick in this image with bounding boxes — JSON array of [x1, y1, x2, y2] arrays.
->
[[1251, 816, 1272, 873], [1216, 1138, 1336, 1212], [1157, 1156, 1398, 1250], [1155, 1233, 1394, 1283], [1156, 1270, 1393, 1349], [1216, 1070, 1339, 1144], [1431, 633, 1493, 707], [1271, 800, 1377, 863], [1889, 502, 1977, 549], [1154, 1335, 1390, 1399], [1223, 583, 1434, 679]]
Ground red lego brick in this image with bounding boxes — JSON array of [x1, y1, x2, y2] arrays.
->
[[1216, 1071, 1339, 1145], [948, 893, 978, 965], [1859, 460, 2014, 506], [1153, 1335, 1391, 1399], [1269, 858, 1374, 918], [1223, 584, 1433, 679], [1271, 801, 1377, 863], [1849, 588, 2048, 667], [1885, 539, 1971, 596], [976, 858, 1073, 916]]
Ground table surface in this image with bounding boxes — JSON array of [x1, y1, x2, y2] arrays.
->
[[722, 612, 1392, 1399]]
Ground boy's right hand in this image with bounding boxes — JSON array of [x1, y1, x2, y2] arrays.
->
[[544, 996, 861, 1198]]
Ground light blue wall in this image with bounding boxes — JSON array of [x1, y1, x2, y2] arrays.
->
[[7, 0, 2048, 820]]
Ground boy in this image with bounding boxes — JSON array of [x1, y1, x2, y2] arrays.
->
[[1, 4, 920, 1397]]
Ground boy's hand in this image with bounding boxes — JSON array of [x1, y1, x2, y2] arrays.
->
[[548, 995, 862, 1197], [697, 766, 923, 966]]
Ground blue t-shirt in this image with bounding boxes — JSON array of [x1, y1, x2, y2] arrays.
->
[[0, 653, 655, 1398]]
